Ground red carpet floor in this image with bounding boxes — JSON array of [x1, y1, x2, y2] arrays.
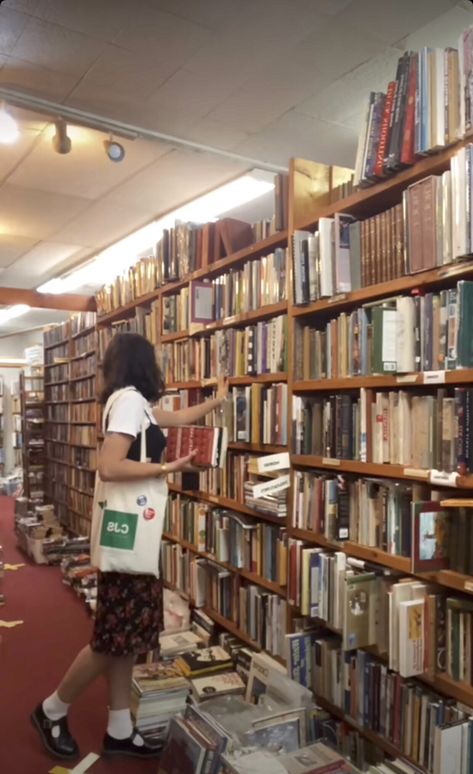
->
[[0, 496, 158, 774]]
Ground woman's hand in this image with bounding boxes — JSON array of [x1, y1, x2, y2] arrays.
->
[[164, 450, 197, 474], [216, 375, 229, 403]]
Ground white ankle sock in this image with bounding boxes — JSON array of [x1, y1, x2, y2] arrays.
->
[[42, 691, 70, 721], [107, 709, 134, 740]]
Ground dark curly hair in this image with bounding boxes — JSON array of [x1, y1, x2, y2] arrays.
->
[[101, 332, 165, 404]]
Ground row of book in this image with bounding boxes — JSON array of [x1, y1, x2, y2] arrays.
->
[[164, 494, 287, 586], [70, 468, 95, 494], [229, 384, 288, 446], [292, 387, 473, 474], [96, 178, 289, 316], [44, 322, 69, 348], [295, 281, 473, 379], [45, 384, 68, 402], [70, 381, 97, 401], [70, 425, 96, 447], [70, 354, 96, 380], [292, 471, 442, 560], [70, 403, 97, 423], [354, 43, 461, 186], [294, 144, 473, 304], [45, 364, 69, 384], [162, 250, 288, 334], [70, 312, 96, 336], [69, 488, 93, 520], [45, 342, 69, 364], [70, 330, 96, 358], [293, 637, 471, 774], [293, 205, 403, 303], [161, 315, 288, 383], [46, 424, 68, 443]]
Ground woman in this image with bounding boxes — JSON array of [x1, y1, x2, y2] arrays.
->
[[31, 332, 227, 760]]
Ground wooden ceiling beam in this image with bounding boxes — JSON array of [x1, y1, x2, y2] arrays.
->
[[0, 287, 96, 312]]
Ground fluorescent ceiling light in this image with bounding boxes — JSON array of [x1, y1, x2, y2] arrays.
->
[[0, 357, 27, 365], [37, 171, 275, 294], [0, 105, 19, 144], [0, 304, 30, 325]]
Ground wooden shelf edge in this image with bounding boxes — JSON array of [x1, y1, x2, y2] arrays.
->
[[291, 455, 473, 489], [167, 483, 286, 525], [293, 369, 473, 392]]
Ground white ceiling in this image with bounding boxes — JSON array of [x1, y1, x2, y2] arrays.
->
[[0, 0, 471, 336]]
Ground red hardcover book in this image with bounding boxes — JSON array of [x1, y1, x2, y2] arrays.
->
[[374, 81, 397, 177], [400, 53, 418, 166], [166, 425, 226, 468]]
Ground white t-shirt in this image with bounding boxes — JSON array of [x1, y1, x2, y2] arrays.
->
[[106, 389, 156, 438]]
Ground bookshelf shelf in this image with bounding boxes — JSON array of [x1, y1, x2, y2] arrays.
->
[[293, 369, 473, 391], [315, 696, 427, 773], [291, 259, 473, 320], [227, 442, 287, 454], [168, 483, 286, 526], [202, 606, 269, 654], [71, 325, 95, 340], [291, 454, 473, 488], [297, 136, 466, 232], [162, 532, 287, 597], [165, 373, 287, 390], [160, 301, 288, 343], [44, 338, 70, 351]]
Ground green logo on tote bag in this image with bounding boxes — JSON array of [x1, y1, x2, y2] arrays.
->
[[100, 510, 138, 550]]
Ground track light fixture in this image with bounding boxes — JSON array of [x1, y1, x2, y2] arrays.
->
[[0, 102, 19, 144], [104, 136, 125, 162], [52, 119, 71, 154]]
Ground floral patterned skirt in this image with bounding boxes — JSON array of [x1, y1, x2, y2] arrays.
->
[[90, 571, 163, 656]]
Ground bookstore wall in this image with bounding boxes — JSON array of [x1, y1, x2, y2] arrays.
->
[[11, 21, 473, 774]]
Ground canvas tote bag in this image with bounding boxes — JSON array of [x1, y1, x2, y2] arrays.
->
[[90, 387, 168, 577]]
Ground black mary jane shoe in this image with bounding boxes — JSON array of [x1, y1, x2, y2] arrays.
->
[[31, 703, 80, 760], [102, 730, 162, 758]]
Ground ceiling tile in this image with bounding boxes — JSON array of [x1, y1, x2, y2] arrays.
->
[[0, 55, 81, 100], [2, 0, 42, 12], [399, 4, 473, 50], [234, 110, 358, 169], [147, 0, 251, 29], [294, 19, 386, 81], [67, 44, 176, 102], [10, 16, 106, 76], [0, 308, 69, 334], [180, 117, 250, 151], [7, 125, 172, 200], [49, 199, 155, 249], [0, 240, 87, 289], [103, 148, 244, 212], [0, 6, 30, 55], [0, 234, 37, 267], [32, 0, 131, 40], [0, 183, 90, 240], [144, 68, 238, 134], [209, 78, 322, 134], [114, 5, 210, 63], [0, 126, 41, 183], [341, 0, 458, 45]]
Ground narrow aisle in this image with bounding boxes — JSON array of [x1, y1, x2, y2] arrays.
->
[[0, 496, 158, 774]]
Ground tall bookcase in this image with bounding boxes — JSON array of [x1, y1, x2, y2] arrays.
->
[[44, 313, 97, 535], [89, 139, 473, 768], [20, 367, 45, 502]]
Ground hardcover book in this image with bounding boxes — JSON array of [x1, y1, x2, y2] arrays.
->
[[411, 501, 449, 572]]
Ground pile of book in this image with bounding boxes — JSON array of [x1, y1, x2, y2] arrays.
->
[[131, 660, 190, 747], [221, 742, 355, 774], [15, 503, 63, 564]]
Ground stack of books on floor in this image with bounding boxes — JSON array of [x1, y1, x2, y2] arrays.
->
[[131, 660, 190, 747], [14, 502, 64, 564]]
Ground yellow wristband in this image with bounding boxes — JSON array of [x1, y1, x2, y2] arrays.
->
[[161, 463, 168, 474]]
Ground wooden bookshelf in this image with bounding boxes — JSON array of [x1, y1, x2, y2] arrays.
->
[[19, 367, 45, 501], [43, 314, 97, 535], [87, 139, 473, 768]]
